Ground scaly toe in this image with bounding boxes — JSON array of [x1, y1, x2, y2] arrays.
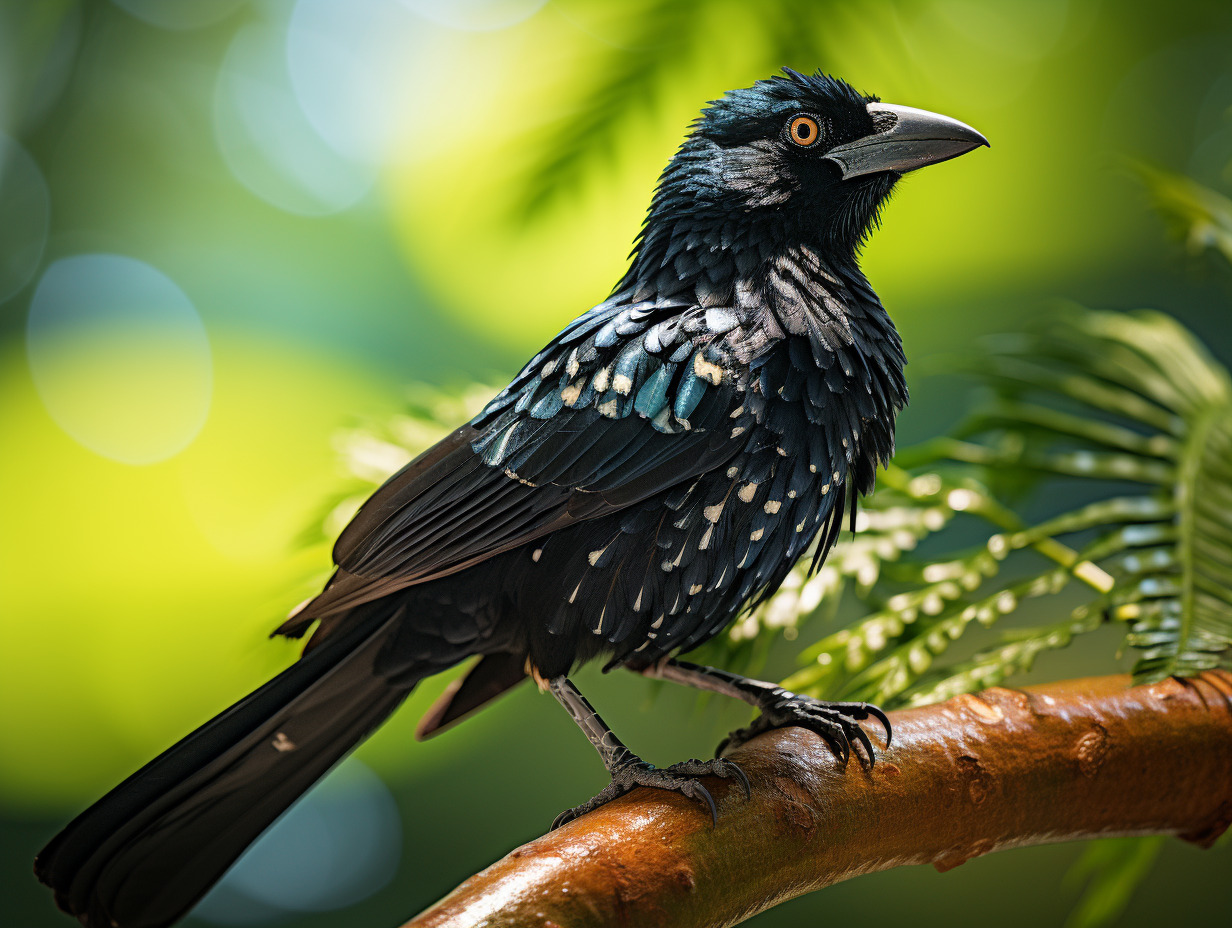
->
[[552, 757, 752, 830], [551, 779, 628, 830], [719, 694, 890, 768]]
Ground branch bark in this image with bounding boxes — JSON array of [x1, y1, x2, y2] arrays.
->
[[403, 671, 1232, 928]]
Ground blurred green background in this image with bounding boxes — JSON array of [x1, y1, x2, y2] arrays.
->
[[2, 1, 1230, 926]]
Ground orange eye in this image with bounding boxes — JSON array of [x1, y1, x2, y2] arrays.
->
[[788, 115, 820, 147]]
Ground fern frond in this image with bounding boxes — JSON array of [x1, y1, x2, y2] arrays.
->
[[518, 0, 707, 216], [1132, 162, 1232, 265], [975, 308, 1232, 681], [1063, 836, 1165, 928], [516, 0, 846, 215], [899, 605, 1103, 708]]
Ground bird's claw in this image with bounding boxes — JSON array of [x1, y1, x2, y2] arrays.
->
[[551, 757, 750, 830], [717, 691, 891, 767]]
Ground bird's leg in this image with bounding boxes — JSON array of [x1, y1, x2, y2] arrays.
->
[[547, 676, 749, 829], [643, 659, 891, 766]]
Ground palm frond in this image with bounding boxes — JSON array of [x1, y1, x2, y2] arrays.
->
[[1133, 162, 1232, 265]]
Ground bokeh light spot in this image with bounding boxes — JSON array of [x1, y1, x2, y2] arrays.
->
[[26, 255, 212, 465], [0, 133, 50, 304], [193, 759, 402, 923], [287, 0, 427, 165], [401, 0, 547, 32], [216, 20, 374, 215]]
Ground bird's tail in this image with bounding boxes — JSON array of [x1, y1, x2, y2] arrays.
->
[[34, 600, 418, 928]]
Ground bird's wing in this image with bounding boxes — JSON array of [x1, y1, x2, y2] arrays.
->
[[288, 298, 751, 625]]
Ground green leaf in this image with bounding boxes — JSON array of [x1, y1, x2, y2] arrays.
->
[[1132, 162, 1232, 266], [1134, 409, 1232, 680], [1063, 837, 1165, 928], [953, 307, 1232, 683], [517, 0, 707, 216]]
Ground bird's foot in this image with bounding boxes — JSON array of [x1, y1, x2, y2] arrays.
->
[[552, 757, 750, 830], [717, 690, 891, 766]]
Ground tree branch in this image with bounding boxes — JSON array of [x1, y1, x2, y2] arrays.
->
[[403, 672, 1232, 928]]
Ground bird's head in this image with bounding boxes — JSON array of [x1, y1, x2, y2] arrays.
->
[[627, 70, 987, 289]]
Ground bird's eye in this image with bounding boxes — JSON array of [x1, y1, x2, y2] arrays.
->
[[788, 115, 821, 148]]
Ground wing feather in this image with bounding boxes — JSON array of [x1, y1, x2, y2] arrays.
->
[[292, 297, 748, 626]]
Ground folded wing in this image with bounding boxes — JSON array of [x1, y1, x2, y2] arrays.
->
[[284, 297, 752, 630]]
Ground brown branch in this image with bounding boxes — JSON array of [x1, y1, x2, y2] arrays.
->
[[403, 672, 1232, 928]]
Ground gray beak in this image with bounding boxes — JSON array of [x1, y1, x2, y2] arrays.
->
[[824, 102, 989, 179]]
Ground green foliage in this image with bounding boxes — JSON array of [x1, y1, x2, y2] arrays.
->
[[772, 306, 1232, 706], [1063, 837, 1165, 928], [1133, 163, 1232, 266], [520, 0, 707, 216]]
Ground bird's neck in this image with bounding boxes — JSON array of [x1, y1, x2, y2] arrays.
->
[[618, 211, 898, 348], [617, 211, 908, 430], [618, 188, 876, 292]]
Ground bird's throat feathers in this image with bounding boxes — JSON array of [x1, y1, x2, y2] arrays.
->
[[617, 137, 903, 374], [621, 185, 893, 296], [621, 153, 896, 296]]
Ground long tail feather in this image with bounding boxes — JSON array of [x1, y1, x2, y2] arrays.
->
[[35, 602, 417, 928]]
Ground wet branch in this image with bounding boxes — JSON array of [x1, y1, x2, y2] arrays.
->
[[403, 671, 1232, 928]]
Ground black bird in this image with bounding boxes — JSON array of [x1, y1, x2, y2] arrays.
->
[[35, 70, 986, 928]]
